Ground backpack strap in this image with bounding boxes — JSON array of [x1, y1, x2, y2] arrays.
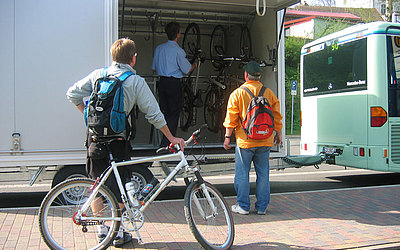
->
[[241, 85, 271, 107], [240, 86, 267, 98], [118, 71, 135, 81], [258, 86, 267, 97], [101, 67, 108, 77], [240, 86, 256, 98]]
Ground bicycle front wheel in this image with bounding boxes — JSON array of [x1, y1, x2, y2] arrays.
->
[[39, 178, 121, 250], [184, 181, 234, 250], [183, 23, 201, 61], [210, 25, 227, 69]]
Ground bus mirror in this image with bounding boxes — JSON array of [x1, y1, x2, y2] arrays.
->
[[371, 106, 387, 127]]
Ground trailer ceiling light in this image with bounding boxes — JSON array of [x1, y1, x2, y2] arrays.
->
[[371, 106, 387, 127]]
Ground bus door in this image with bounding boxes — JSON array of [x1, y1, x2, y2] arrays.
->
[[387, 30, 400, 172]]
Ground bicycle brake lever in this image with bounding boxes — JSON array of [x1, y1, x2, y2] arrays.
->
[[156, 147, 170, 154]]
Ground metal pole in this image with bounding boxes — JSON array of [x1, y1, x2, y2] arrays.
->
[[291, 95, 294, 134]]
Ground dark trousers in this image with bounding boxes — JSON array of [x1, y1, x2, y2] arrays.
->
[[157, 77, 182, 147], [86, 132, 131, 202]]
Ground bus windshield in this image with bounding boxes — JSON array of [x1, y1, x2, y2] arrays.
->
[[303, 37, 367, 96]]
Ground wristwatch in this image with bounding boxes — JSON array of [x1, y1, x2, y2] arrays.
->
[[225, 135, 231, 139]]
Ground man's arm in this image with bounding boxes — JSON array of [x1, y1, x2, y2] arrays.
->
[[188, 61, 198, 74], [159, 125, 185, 151], [76, 102, 85, 114], [223, 127, 234, 150], [274, 130, 282, 146]]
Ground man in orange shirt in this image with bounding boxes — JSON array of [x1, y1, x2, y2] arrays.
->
[[223, 61, 283, 215]]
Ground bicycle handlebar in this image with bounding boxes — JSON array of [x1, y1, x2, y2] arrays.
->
[[156, 124, 208, 154]]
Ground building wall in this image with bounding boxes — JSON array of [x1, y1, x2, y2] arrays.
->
[[335, 0, 373, 8], [286, 19, 315, 39]]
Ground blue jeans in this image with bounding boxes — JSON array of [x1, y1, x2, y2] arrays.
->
[[234, 145, 271, 212]]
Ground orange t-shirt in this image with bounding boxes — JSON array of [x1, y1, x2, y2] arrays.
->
[[223, 81, 283, 148]]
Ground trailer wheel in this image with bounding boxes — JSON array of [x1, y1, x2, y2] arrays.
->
[[51, 166, 87, 188], [126, 164, 154, 193]]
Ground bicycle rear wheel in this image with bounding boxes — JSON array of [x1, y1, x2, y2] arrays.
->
[[210, 25, 227, 69], [204, 88, 222, 133], [184, 181, 234, 250], [183, 23, 201, 61], [39, 178, 121, 250]]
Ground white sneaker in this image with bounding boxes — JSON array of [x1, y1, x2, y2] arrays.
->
[[257, 209, 267, 215], [231, 204, 249, 215]]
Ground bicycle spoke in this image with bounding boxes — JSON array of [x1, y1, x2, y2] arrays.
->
[[180, 83, 193, 131], [240, 26, 253, 60], [183, 23, 200, 60], [210, 25, 227, 69], [39, 179, 120, 250], [204, 89, 222, 133], [185, 181, 234, 250]]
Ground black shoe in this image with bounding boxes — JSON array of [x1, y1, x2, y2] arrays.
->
[[113, 231, 133, 248]]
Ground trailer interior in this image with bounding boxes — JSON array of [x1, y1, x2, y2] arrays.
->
[[118, 0, 298, 158]]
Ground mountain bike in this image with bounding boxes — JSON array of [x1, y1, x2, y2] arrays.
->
[[38, 125, 234, 250], [210, 25, 253, 70], [203, 25, 256, 133]]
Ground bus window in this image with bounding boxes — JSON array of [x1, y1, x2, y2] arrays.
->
[[303, 38, 367, 96], [388, 35, 400, 117]]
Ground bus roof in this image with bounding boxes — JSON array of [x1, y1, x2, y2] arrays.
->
[[302, 21, 400, 50]]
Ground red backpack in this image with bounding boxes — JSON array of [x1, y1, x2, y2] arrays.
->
[[240, 86, 274, 140]]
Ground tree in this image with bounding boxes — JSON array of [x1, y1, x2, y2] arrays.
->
[[285, 37, 310, 135]]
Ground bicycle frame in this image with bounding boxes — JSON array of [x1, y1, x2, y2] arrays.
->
[[78, 150, 189, 215], [75, 133, 217, 235]]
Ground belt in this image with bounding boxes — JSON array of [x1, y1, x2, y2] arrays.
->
[[160, 76, 180, 79]]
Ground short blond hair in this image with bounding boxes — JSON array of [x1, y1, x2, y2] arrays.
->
[[110, 38, 136, 64]]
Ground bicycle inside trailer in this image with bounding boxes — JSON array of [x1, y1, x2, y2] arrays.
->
[[117, 0, 299, 171]]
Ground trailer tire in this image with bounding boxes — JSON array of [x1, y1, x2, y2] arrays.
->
[[126, 164, 154, 193], [51, 166, 87, 188]]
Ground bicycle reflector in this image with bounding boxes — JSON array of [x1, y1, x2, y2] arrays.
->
[[371, 106, 387, 127]]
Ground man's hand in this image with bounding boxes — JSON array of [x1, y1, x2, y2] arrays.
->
[[169, 137, 185, 152], [274, 130, 282, 146], [223, 137, 231, 150], [159, 125, 185, 151], [223, 128, 234, 150]]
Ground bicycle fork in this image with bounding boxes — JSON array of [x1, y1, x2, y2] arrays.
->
[[192, 171, 218, 220]]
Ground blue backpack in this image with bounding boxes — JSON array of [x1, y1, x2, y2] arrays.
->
[[84, 68, 134, 138]]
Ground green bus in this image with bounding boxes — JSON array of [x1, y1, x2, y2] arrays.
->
[[300, 21, 400, 173]]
